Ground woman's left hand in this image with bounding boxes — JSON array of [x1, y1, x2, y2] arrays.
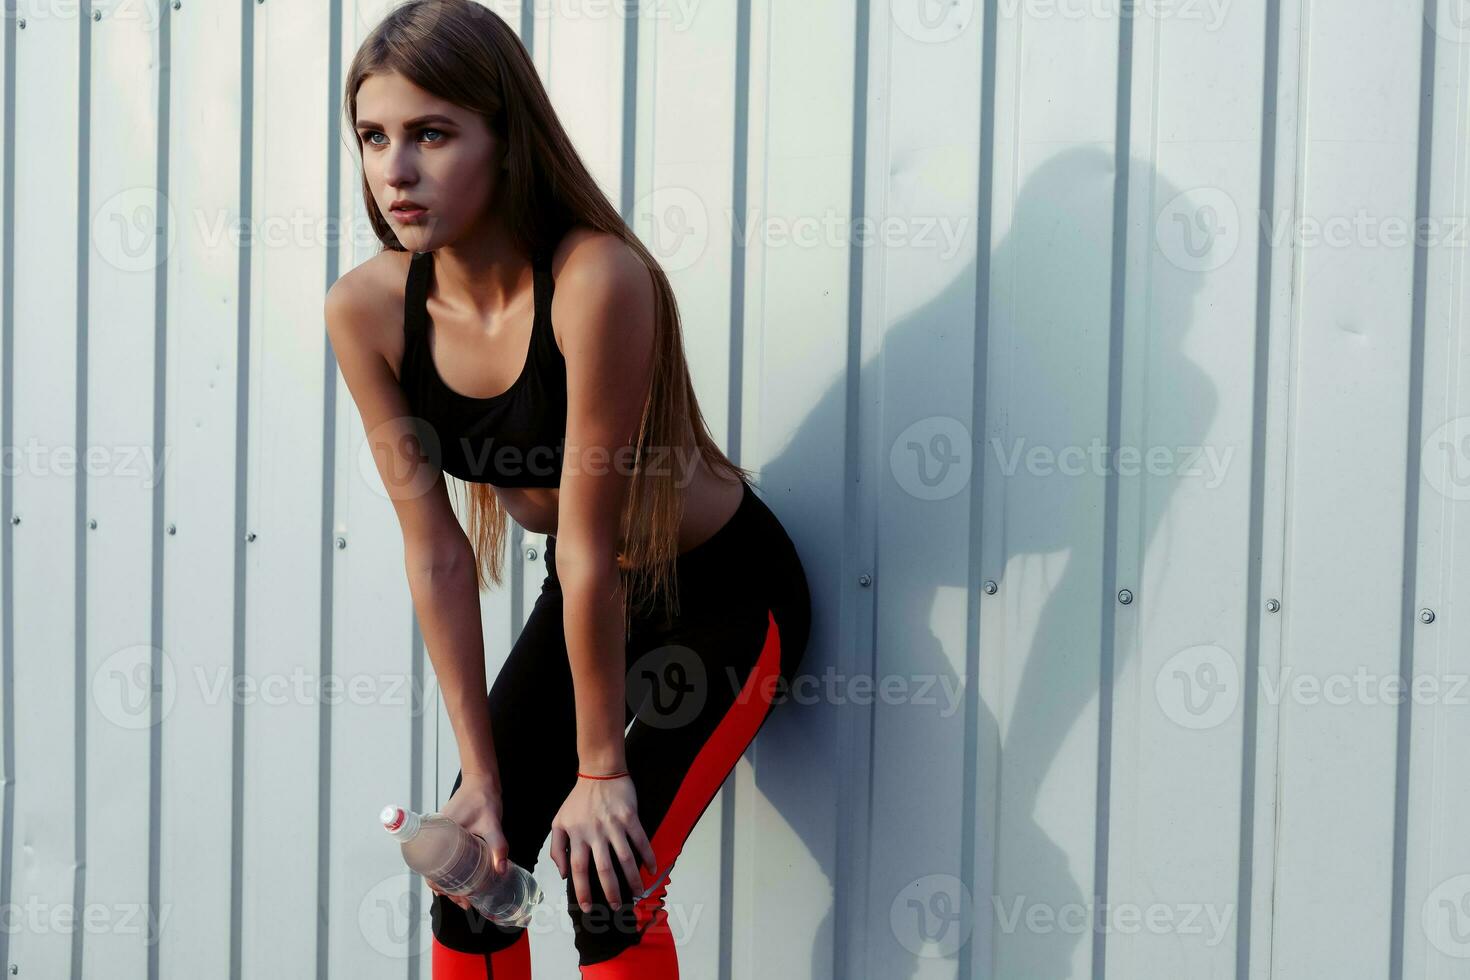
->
[[551, 774, 659, 913]]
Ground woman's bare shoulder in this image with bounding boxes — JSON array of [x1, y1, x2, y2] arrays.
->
[[324, 249, 416, 380]]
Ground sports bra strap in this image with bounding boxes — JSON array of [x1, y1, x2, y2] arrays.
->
[[403, 250, 431, 341]]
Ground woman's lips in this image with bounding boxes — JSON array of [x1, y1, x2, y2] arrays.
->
[[390, 206, 428, 223]]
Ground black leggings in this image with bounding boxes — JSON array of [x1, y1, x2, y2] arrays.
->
[[430, 479, 812, 977]]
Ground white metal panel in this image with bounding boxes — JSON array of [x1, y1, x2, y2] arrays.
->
[[730, 0, 857, 977], [863, 1, 984, 979], [1402, 4, 1470, 979], [8, 4, 82, 978], [0, 5, 9, 972], [544, 0, 626, 205], [984, 5, 1123, 979], [157, 0, 247, 975], [1105, 3, 1272, 980], [82, 3, 163, 978], [239, 0, 335, 973], [1272, 2, 1427, 975]]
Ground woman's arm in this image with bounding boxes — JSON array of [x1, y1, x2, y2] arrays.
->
[[546, 233, 660, 911], [324, 267, 500, 784], [546, 234, 657, 776]]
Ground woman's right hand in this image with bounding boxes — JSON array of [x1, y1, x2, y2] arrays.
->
[[428, 772, 510, 912]]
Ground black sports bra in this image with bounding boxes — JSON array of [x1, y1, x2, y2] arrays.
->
[[398, 249, 567, 488]]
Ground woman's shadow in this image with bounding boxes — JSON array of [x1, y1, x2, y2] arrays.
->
[[752, 146, 1217, 978]]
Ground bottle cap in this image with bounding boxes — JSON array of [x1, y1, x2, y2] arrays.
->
[[381, 804, 421, 839]]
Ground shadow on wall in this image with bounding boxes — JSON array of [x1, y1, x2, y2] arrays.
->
[[751, 145, 1214, 979]]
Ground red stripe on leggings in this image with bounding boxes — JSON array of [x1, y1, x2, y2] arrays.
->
[[581, 609, 784, 978], [432, 930, 531, 980]]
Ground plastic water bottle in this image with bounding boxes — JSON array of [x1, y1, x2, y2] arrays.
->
[[380, 804, 543, 927]]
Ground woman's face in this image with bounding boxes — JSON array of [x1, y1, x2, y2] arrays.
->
[[354, 70, 505, 251]]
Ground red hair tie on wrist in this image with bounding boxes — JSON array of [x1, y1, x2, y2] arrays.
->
[[578, 769, 630, 780]]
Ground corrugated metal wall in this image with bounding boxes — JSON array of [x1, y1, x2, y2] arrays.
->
[[3, 0, 1469, 978]]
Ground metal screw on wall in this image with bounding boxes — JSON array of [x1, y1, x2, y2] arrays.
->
[[18, 18, 25, 28], [93, 9, 102, 20], [525, 547, 538, 562], [173, 0, 182, 7], [88, 518, 98, 530], [9, 515, 18, 526], [858, 573, 873, 588], [335, 536, 347, 551], [166, 523, 177, 536], [246, 531, 257, 543], [1118, 588, 1134, 605], [983, 580, 998, 595], [1420, 608, 1436, 624], [1265, 598, 1280, 613]]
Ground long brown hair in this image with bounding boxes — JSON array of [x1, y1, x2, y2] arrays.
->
[[344, 0, 750, 621]]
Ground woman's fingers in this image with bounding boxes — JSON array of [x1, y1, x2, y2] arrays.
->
[[608, 833, 642, 908], [551, 825, 570, 879], [569, 839, 592, 913], [593, 839, 622, 910], [625, 819, 658, 878]]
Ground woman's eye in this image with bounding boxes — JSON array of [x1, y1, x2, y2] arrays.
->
[[363, 132, 385, 146], [421, 129, 445, 143]]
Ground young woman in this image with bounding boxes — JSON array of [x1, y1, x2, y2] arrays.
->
[[326, 2, 812, 977]]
